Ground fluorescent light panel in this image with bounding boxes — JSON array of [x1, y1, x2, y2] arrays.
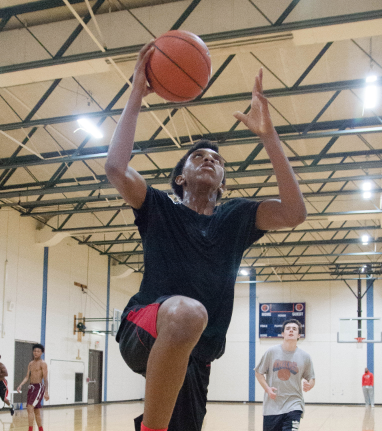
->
[[77, 118, 103, 139]]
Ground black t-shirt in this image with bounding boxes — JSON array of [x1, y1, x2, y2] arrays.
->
[[122, 186, 265, 361]]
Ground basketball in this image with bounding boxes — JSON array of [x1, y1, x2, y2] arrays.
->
[[278, 369, 291, 381], [146, 30, 212, 102]]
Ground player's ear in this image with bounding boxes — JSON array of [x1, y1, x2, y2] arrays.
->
[[175, 175, 185, 186], [218, 182, 226, 196]]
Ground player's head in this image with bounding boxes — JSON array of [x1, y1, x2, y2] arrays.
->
[[32, 343, 45, 358], [365, 368, 369, 373], [282, 319, 302, 341], [171, 140, 226, 201]]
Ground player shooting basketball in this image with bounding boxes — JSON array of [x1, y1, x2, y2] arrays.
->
[[255, 319, 315, 431], [105, 41, 307, 431]]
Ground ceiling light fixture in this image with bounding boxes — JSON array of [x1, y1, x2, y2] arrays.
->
[[362, 181, 373, 199], [361, 234, 369, 245], [240, 269, 249, 276], [76, 118, 103, 139], [364, 38, 379, 111], [364, 75, 378, 110]]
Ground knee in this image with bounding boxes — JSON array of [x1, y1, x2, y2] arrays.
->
[[158, 297, 208, 346]]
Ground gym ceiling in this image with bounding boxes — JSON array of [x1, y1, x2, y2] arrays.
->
[[1, 0, 382, 283]]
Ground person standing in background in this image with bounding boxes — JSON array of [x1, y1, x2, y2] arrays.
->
[[17, 344, 49, 431], [362, 368, 374, 408]]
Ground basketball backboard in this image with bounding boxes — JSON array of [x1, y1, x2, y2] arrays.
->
[[338, 317, 382, 343]]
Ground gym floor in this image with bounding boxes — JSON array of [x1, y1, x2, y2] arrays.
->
[[0, 401, 379, 431]]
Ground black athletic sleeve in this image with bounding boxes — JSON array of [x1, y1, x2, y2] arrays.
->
[[132, 186, 171, 230], [228, 198, 266, 250]]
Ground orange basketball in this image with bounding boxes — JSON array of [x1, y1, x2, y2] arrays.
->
[[146, 30, 212, 102], [278, 369, 291, 381]]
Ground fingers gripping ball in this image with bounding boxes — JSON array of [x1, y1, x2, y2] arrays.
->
[[146, 30, 212, 102], [278, 369, 291, 381]]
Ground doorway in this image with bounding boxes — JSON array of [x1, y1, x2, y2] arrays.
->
[[13, 341, 37, 406], [87, 349, 102, 404]]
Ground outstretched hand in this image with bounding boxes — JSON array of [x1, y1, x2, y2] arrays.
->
[[233, 68, 274, 139], [132, 40, 156, 97]]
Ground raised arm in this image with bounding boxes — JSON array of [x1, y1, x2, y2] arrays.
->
[[105, 41, 155, 209], [233, 68, 307, 231], [42, 362, 49, 400], [255, 371, 277, 400], [17, 363, 31, 392]]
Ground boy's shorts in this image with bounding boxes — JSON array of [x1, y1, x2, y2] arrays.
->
[[117, 296, 211, 431]]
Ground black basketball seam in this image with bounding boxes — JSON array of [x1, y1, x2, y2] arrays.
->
[[157, 35, 211, 79], [153, 42, 208, 90], [160, 35, 211, 73], [147, 61, 200, 100]]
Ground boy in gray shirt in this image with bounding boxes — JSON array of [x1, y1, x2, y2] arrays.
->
[[255, 319, 315, 431]]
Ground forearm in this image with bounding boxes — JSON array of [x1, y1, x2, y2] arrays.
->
[[255, 371, 270, 392], [18, 377, 28, 387], [44, 378, 48, 393], [106, 89, 143, 176], [308, 378, 315, 389], [261, 129, 306, 224]]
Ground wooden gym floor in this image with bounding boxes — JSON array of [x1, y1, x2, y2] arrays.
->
[[0, 401, 379, 430]]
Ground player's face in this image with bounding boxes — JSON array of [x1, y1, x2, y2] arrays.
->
[[33, 348, 43, 359], [182, 148, 225, 193], [282, 323, 300, 341]]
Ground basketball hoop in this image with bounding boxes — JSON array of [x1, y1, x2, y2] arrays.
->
[[355, 337, 365, 348]]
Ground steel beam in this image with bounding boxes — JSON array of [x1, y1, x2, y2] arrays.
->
[[80, 230, 380, 246], [116, 251, 382, 260], [2, 132, 382, 171], [2, 159, 382, 199], [99, 238, 381, 256], [274, 0, 301, 26], [1, 77, 381, 131], [16, 188, 382, 216], [103, 239, 381, 255], [200, 10, 382, 43], [1, 10, 382, 72]]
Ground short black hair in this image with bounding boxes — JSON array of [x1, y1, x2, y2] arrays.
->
[[32, 344, 45, 353], [170, 139, 226, 200], [282, 319, 303, 336]]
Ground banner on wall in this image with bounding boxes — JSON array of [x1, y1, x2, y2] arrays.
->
[[259, 302, 306, 338]]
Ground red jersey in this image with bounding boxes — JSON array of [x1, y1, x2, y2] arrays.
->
[[362, 372, 374, 386]]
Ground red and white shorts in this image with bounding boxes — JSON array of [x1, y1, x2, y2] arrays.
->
[[27, 383, 45, 409]]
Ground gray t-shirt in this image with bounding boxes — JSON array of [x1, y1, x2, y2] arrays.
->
[[255, 344, 315, 416]]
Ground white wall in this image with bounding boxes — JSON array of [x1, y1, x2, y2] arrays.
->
[[108, 273, 145, 402], [0, 207, 142, 405]]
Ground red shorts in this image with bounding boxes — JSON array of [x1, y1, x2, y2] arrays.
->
[[27, 383, 45, 409], [118, 300, 163, 376], [117, 296, 211, 431]]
